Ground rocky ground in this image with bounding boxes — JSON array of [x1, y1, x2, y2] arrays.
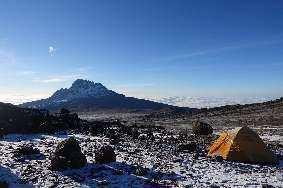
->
[[0, 124, 282, 187], [1, 98, 283, 187]]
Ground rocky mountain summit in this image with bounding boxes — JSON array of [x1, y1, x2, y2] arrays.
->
[[52, 79, 121, 101], [21, 79, 180, 112]]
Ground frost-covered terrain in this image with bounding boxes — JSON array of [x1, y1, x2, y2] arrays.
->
[[0, 132, 282, 187]]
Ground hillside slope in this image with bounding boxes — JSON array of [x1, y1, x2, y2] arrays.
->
[[21, 79, 184, 112]]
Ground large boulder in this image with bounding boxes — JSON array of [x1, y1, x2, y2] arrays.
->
[[192, 120, 213, 136], [50, 137, 87, 171], [95, 145, 116, 164]]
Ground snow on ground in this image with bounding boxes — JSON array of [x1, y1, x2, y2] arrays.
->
[[261, 134, 283, 143], [0, 133, 282, 187]]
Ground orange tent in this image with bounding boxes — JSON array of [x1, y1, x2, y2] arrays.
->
[[208, 126, 278, 164]]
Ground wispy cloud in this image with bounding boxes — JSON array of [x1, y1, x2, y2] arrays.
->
[[48, 46, 56, 56], [115, 83, 155, 88], [158, 39, 283, 63], [40, 78, 68, 83], [17, 70, 36, 76], [33, 74, 87, 84], [32, 65, 91, 84]]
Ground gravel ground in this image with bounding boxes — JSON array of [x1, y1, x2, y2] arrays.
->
[[0, 131, 282, 188]]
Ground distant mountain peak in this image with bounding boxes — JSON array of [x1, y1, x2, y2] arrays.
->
[[72, 78, 90, 85], [47, 79, 118, 102], [71, 79, 105, 89], [20, 79, 176, 111]]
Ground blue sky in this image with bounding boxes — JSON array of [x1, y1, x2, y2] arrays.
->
[[1, 0, 283, 103]]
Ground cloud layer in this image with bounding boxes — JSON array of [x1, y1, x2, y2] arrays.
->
[[152, 96, 277, 108]]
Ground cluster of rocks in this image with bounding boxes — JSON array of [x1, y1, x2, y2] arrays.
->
[[50, 137, 116, 171], [0, 103, 83, 135], [0, 103, 217, 171], [47, 119, 213, 171]]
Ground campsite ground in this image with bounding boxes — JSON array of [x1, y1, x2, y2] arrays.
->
[[79, 108, 283, 144], [0, 108, 282, 187], [0, 131, 282, 187], [78, 108, 283, 187]]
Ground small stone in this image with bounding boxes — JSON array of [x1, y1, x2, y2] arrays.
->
[[215, 155, 223, 162], [114, 169, 124, 175], [133, 166, 148, 176], [177, 142, 197, 153], [262, 184, 275, 188]]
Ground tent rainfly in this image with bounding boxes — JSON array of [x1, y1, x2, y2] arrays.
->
[[208, 126, 278, 164]]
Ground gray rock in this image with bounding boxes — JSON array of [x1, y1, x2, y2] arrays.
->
[[192, 120, 213, 135], [95, 145, 116, 164], [50, 137, 87, 170], [177, 142, 197, 153]]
